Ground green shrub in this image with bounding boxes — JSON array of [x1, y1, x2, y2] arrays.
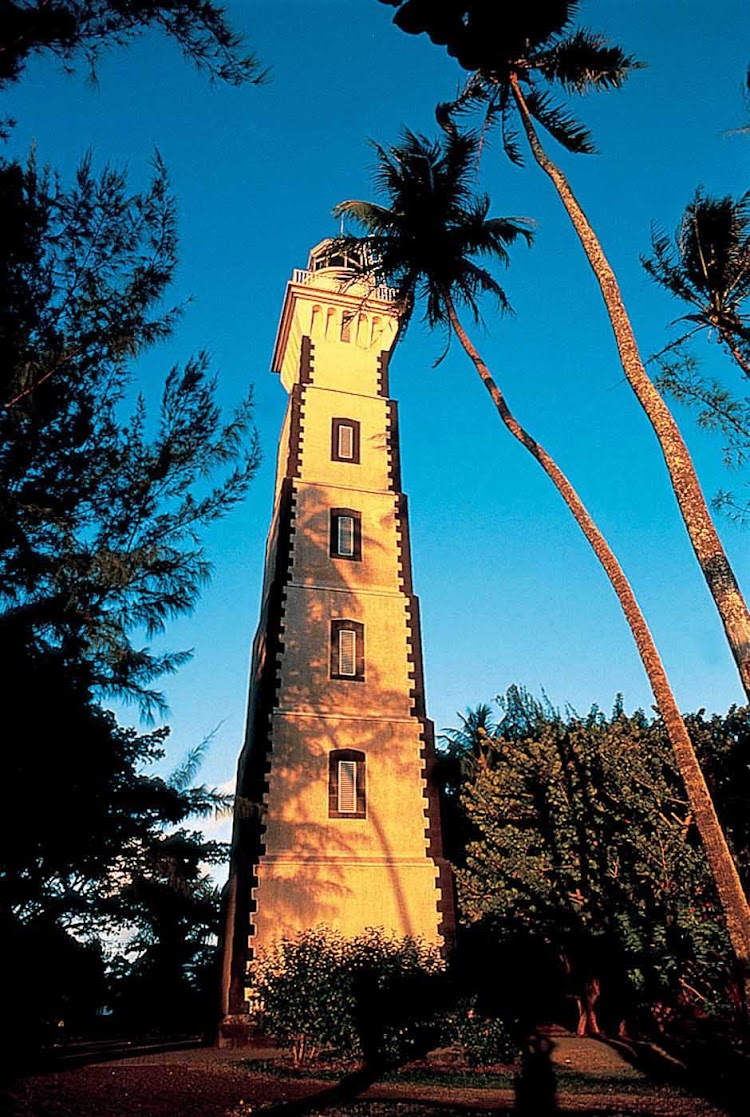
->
[[250, 925, 444, 1065], [442, 998, 519, 1066]]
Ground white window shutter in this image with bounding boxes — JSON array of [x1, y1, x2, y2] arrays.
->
[[338, 628, 357, 676], [338, 760, 357, 813], [338, 423, 354, 460], [337, 515, 354, 556]]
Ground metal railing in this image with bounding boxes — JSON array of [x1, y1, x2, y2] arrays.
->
[[291, 268, 397, 302]]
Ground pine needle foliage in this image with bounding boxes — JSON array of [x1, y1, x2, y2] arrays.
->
[[0, 155, 260, 713], [0, 0, 265, 88]]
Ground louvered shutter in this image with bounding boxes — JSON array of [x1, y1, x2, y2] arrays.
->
[[338, 423, 354, 460], [338, 628, 356, 676], [337, 515, 355, 556], [338, 760, 357, 813]]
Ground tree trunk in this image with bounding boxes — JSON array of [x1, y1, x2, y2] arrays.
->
[[443, 293, 750, 1010], [509, 72, 750, 705], [719, 328, 750, 379], [576, 978, 601, 1036]]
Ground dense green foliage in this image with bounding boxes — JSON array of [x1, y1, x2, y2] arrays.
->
[[444, 688, 743, 1034], [442, 998, 519, 1066], [0, 0, 264, 1055], [252, 927, 445, 1066]]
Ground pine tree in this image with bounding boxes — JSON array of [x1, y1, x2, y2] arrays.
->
[[0, 152, 258, 1051], [0, 0, 264, 88]]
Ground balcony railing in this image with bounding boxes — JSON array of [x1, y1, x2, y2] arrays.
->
[[291, 268, 398, 302]]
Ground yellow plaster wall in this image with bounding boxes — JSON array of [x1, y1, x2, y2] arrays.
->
[[298, 387, 392, 493], [292, 484, 402, 593], [252, 859, 442, 947], [275, 282, 398, 395], [245, 266, 447, 958], [277, 584, 414, 720]]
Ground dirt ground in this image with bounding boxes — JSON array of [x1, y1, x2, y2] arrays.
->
[[3, 1034, 733, 1117]]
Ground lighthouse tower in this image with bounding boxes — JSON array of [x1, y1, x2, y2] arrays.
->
[[221, 242, 454, 1020]]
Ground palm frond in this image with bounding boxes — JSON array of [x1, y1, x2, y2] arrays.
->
[[499, 92, 524, 166], [453, 259, 514, 322], [437, 74, 495, 125], [641, 225, 697, 306], [532, 29, 643, 94], [332, 127, 532, 336], [678, 189, 750, 310], [333, 199, 396, 235], [644, 191, 750, 350], [524, 86, 596, 154]]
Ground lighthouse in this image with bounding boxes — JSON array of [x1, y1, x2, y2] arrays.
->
[[221, 242, 453, 1022]]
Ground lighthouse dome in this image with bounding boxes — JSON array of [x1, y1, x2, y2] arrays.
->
[[307, 238, 368, 275]]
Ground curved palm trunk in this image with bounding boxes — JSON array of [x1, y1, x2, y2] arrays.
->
[[719, 328, 750, 379], [509, 72, 750, 705], [443, 293, 750, 1003]]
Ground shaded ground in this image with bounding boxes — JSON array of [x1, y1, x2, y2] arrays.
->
[[4, 1032, 732, 1117]]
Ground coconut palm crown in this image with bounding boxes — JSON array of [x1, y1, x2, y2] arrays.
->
[[333, 129, 533, 327], [643, 189, 750, 374], [379, 0, 642, 161]]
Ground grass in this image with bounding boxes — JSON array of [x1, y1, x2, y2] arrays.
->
[[242, 1058, 687, 1098]]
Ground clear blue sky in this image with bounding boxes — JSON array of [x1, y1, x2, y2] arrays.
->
[[4, 1, 750, 799]]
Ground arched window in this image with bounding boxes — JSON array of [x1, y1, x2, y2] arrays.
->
[[325, 307, 337, 338], [340, 313, 353, 343], [328, 749, 366, 818], [370, 316, 383, 346], [310, 304, 323, 336], [356, 313, 368, 346]]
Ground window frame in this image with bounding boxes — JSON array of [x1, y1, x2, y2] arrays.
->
[[331, 417, 360, 464], [329, 507, 362, 561], [330, 619, 365, 681], [328, 749, 366, 819]]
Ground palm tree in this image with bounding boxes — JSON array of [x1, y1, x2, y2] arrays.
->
[[379, 0, 750, 704], [335, 127, 750, 1004], [643, 189, 750, 377]]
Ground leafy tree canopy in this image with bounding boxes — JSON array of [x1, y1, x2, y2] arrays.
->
[[0, 0, 265, 88], [450, 687, 743, 1032], [0, 650, 230, 1046]]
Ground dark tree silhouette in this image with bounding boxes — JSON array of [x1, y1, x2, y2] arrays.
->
[[0, 0, 264, 88]]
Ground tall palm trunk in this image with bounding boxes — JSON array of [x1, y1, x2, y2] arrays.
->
[[719, 328, 750, 379], [508, 71, 750, 705], [443, 292, 750, 1003]]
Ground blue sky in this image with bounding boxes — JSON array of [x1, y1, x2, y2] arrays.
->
[[4, 1, 750, 796]]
